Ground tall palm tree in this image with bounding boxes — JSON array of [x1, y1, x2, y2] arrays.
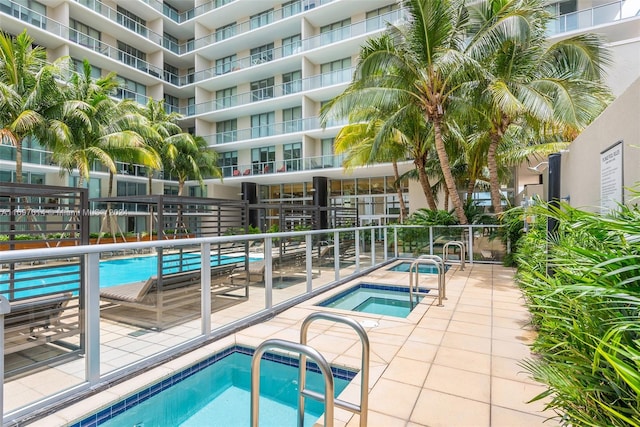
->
[[321, 0, 479, 224], [465, 0, 611, 214], [167, 135, 221, 196], [0, 30, 62, 183], [141, 98, 198, 194]]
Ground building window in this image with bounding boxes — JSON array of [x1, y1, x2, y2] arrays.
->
[[282, 70, 302, 94], [0, 0, 46, 28], [250, 43, 274, 65], [216, 119, 237, 144], [320, 18, 351, 44], [215, 54, 237, 75], [216, 87, 237, 109], [251, 112, 275, 138], [69, 19, 101, 50], [164, 95, 179, 114], [282, 0, 302, 17], [189, 185, 206, 197], [72, 58, 101, 79], [251, 77, 274, 101], [250, 9, 273, 29], [321, 138, 335, 168], [283, 142, 302, 171], [116, 6, 147, 37], [164, 62, 179, 85], [283, 106, 302, 133], [116, 76, 146, 105], [218, 151, 238, 177], [163, 32, 179, 53], [117, 181, 147, 197], [117, 41, 146, 71], [282, 34, 301, 56], [216, 22, 236, 41], [366, 3, 400, 31], [187, 97, 195, 115], [251, 146, 275, 174], [320, 57, 352, 86], [164, 184, 179, 196]]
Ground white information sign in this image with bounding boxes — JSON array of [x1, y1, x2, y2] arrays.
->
[[600, 141, 623, 213]]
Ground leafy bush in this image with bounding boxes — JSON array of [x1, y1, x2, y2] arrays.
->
[[516, 201, 640, 426]]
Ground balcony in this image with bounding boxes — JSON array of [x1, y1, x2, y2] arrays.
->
[[221, 153, 344, 178], [204, 116, 347, 146], [185, 69, 353, 117], [548, 1, 640, 36], [72, 0, 162, 46]]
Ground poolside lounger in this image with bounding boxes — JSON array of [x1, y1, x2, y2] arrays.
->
[[5, 292, 79, 355], [100, 263, 246, 330]]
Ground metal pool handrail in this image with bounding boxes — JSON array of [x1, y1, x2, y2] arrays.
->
[[443, 241, 466, 271], [251, 339, 335, 427], [418, 254, 447, 301], [409, 257, 445, 307], [300, 312, 370, 427]]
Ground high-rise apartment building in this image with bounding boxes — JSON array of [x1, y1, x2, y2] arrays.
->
[[0, 0, 638, 229]]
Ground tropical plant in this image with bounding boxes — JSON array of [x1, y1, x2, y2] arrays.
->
[[166, 135, 221, 196], [321, 0, 492, 224], [515, 200, 640, 426], [464, 0, 611, 214], [333, 107, 410, 222], [140, 98, 198, 194], [0, 30, 63, 183]]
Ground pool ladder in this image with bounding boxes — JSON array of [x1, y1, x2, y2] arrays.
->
[[250, 312, 370, 427], [443, 240, 466, 271], [409, 255, 447, 308]]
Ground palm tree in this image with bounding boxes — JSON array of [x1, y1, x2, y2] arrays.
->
[[141, 98, 198, 194], [334, 113, 410, 222], [50, 61, 160, 239], [321, 0, 478, 224], [167, 135, 221, 196], [465, 0, 611, 214], [0, 30, 62, 183]]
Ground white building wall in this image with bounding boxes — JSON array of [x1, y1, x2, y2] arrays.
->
[[560, 76, 640, 210]]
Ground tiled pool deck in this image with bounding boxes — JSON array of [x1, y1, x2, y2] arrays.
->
[[28, 262, 554, 426]]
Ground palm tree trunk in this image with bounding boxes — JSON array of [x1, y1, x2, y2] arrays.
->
[[15, 139, 23, 183], [178, 180, 184, 196], [467, 178, 475, 204], [433, 116, 468, 224], [444, 185, 449, 212], [487, 133, 502, 215], [392, 160, 407, 223], [414, 157, 437, 211]]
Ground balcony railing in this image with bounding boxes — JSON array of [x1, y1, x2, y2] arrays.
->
[[205, 116, 347, 146], [548, 0, 640, 35], [73, 0, 162, 45], [185, 69, 353, 117], [221, 153, 344, 178]]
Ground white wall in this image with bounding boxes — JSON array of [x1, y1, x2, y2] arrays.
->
[[560, 76, 640, 210]]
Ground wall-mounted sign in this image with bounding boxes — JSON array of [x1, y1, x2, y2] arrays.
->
[[600, 140, 624, 213]]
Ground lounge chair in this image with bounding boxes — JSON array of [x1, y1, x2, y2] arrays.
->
[[229, 261, 266, 286], [5, 292, 79, 355], [100, 263, 246, 330]]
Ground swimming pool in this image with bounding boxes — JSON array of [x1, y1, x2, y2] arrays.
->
[[317, 283, 427, 318], [388, 261, 449, 274], [74, 345, 355, 427], [0, 253, 256, 299]]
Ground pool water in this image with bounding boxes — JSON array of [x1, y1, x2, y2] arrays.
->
[[318, 283, 426, 318], [388, 261, 449, 274], [0, 253, 256, 299], [75, 346, 355, 427]]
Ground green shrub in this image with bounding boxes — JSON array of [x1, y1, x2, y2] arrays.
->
[[516, 201, 640, 426]]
